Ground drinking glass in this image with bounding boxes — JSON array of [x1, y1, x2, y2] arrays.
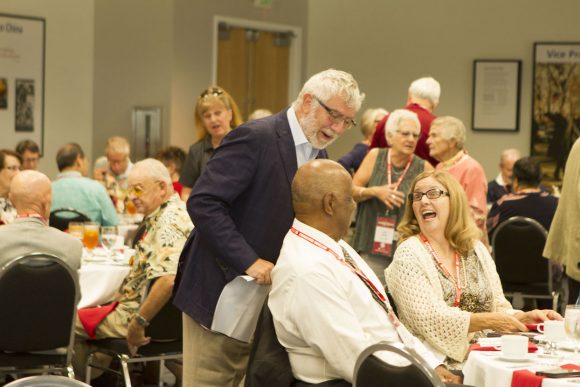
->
[[101, 226, 118, 251], [68, 222, 84, 240], [564, 305, 580, 358], [83, 222, 100, 255]]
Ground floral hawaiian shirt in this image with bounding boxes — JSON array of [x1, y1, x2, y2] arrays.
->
[[114, 193, 193, 323]]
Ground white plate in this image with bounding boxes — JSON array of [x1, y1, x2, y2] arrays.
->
[[498, 355, 533, 362]]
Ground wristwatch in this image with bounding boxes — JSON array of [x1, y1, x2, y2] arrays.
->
[[133, 313, 150, 327]]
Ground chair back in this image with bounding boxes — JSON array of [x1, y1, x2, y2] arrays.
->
[[353, 342, 444, 387], [0, 253, 79, 354], [491, 216, 550, 291], [142, 278, 182, 342], [5, 375, 90, 386], [49, 208, 90, 231], [244, 298, 295, 387]]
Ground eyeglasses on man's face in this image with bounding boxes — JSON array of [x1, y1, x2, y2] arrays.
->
[[314, 96, 357, 130], [408, 188, 449, 202], [200, 87, 224, 98]]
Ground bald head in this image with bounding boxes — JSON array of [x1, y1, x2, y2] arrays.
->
[[292, 160, 354, 241], [10, 170, 52, 218]]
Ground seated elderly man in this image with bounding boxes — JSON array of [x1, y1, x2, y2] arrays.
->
[[94, 136, 133, 213], [268, 159, 460, 385], [73, 158, 193, 382], [0, 170, 82, 270], [51, 143, 119, 226], [487, 148, 520, 204], [487, 156, 559, 241]]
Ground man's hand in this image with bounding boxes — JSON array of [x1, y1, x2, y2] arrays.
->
[[245, 258, 274, 285], [126, 319, 151, 356], [435, 365, 462, 384]]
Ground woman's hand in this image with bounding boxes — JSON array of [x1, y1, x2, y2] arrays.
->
[[435, 365, 462, 384], [515, 309, 564, 323], [469, 312, 528, 333], [373, 184, 405, 209]]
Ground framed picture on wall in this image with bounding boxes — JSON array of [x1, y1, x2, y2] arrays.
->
[[472, 59, 521, 132], [0, 13, 46, 154], [531, 42, 580, 186]]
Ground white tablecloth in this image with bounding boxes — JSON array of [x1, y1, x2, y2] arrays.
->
[[464, 351, 580, 387], [78, 263, 130, 308]]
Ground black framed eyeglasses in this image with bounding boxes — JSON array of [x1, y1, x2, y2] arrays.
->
[[408, 188, 449, 202], [200, 87, 224, 98], [314, 96, 357, 129]]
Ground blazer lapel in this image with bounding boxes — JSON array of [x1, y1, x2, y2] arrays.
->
[[275, 111, 298, 188]]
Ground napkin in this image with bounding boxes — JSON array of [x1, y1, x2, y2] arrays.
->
[[525, 323, 539, 332], [78, 302, 119, 339], [470, 341, 538, 352], [561, 364, 580, 370], [510, 370, 544, 387]]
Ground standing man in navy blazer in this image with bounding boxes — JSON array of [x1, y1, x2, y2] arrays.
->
[[174, 69, 365, 386]]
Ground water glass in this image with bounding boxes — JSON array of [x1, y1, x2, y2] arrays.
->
[[564, 305, 580, 358], [100, 226, 118, 251], [68, 222, 84, 240]]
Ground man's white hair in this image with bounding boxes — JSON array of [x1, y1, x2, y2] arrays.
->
[[431, 116, 466, 150], [131, 158, 172, 185], [292, 68, 365, 111], [409, 77, 441, 105]]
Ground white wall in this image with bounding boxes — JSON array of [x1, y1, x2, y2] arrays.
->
[[0, 0, 94, 179], [309, 0, 580, 179]]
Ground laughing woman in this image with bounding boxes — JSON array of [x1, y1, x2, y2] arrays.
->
[[351, 109, 433, 283], [385, 170, 561, 368]]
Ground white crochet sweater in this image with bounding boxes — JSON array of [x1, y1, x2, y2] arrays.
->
[[385, 236, 515, 362]]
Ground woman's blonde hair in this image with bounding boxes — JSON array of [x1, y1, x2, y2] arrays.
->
[[195, 86, 243, 141], [397, 170, 481, 255], [359, 108, 388, 138]]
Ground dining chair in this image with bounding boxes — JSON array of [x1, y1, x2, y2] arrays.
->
[[0, 253, 79, 379], [49, 207, 91, 232], [85, 278, 182, 387], [353, 342, 444, 387], [4, 375, 90, 386], [491, 216, 563, 312]]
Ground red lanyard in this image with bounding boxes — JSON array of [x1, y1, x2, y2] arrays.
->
[[387, 149, 413, 190], [17, 213, 48, 225], [419, 234, 462, 307], [291, 227, 389, 304]]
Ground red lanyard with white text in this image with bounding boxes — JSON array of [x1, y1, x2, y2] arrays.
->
[[420, 234, 462, 307], [387, 150, 413, 190], [290, 227, 400, 325]]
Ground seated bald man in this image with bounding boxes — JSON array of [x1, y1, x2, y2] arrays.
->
[[0, 170, 82, 271], [268, 160, 460, 385]]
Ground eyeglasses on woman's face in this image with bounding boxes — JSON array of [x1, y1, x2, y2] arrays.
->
[[408, 188, 449, 202]]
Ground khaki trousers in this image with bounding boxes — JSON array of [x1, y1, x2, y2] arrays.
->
[[182, 313, 251, 387]]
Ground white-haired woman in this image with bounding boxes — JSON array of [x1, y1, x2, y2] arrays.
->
[[351, 109, 433, 282], [338, 107, 388, 174], [426, 116, 488, 240]]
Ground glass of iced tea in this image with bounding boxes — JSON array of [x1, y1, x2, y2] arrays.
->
[[83, 222, 100, 253], [68, 222, 84, 240]]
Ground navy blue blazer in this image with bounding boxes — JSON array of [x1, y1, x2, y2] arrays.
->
[[173, 109, 327, 327]]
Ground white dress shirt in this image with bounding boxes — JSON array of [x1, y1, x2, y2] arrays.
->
[[269, 219, 441, 383], [287, 106, 319, 167]]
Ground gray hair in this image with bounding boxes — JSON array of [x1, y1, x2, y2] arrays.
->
[[385, 109, 420, 135], [360, 108, 388, 138], [292, 68, 365, 111], [131, 158, 172, 185], [409, 77, 441, 105], [500, 148, 521, 165], [431, 116, 466, 150], [105, 136, 130, 155]]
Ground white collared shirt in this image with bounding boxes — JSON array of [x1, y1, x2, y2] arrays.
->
[[287, 107, 319, 167], [269, 219, 441, 383]]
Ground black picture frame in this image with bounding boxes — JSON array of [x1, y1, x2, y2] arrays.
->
[[471, 59, 522, 132]]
